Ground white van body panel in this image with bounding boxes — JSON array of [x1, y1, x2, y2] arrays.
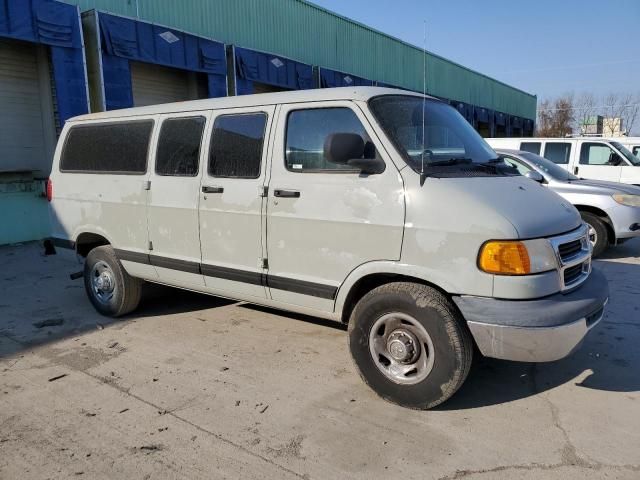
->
[[50, 116, 157, 280], [198, 105, 276, 299], [265, 100, 405, 312]]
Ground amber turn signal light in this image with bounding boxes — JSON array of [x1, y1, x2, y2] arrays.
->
[[478, 241, 531, 275]]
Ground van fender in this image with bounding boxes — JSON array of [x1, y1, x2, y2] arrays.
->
[[334, 260, 459, 316]]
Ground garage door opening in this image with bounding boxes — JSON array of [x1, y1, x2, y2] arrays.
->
[[130, 62, 209, 107], [0, 39, 56, 177]]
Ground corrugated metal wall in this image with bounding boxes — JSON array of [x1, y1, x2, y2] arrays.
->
[[61, 0, 536, 119]]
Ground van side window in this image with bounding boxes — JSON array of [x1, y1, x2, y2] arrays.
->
[[156, 117, 206, 177], [544, 142, 571, 165], [520, 142, 541, 155], [60, 120, 153, 174], [580, 143, 620, 166], [285, 108, 375, 172], [209, 113, 267, 178]]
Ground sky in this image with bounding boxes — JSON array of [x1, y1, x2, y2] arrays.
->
[[311, 0, 640, 101]]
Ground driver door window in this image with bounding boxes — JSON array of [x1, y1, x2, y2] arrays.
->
[[577, 142, 623, 182]]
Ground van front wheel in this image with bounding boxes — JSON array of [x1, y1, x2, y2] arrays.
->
[[84, 246, 142, 317], [348, 282, 473, 409]]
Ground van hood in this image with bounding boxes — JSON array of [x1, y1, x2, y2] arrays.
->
[[442, 176, 582, 238]]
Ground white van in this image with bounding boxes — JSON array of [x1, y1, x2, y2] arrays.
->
[[486, 137, 640, 185], [49, 87, 608, 409]]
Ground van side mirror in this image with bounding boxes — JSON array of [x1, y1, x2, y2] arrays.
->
[[525, 171, 544, 183], [324, 133, 384, 174]]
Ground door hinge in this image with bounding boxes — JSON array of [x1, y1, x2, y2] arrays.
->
[[261, 258, 269, 269], [148, 241, 153, 251], [144, 180, 151, 190], [259, 185, 268, 197]]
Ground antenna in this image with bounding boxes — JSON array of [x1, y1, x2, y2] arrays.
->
[[420, 20, 427, 183]]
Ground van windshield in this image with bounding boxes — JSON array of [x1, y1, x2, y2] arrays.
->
[[369, 95, 501, 176], [611, 142, 640, 166]]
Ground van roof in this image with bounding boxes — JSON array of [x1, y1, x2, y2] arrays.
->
[[71, 87, 427, 122]]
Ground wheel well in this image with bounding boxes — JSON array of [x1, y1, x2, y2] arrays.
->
[[574, 205, 615, 243], [340, 273, 451, 324], [75, 232, 110, 257]]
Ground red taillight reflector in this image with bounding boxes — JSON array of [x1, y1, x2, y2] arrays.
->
[[46, 178, 53, 202]]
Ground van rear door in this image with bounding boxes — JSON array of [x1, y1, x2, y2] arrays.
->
[[264, 101, 404, 312], [198, 106, 275, 299], [146, 111, 210, 286]]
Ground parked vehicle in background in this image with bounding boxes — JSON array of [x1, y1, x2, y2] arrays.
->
[[496, 149, 640, 257], [612, 137, 640, 159], [48, 87, 608, 409], [487, 137, 640, 185]]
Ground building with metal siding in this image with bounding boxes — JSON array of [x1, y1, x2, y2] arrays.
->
[[0, 0, 90, 245], [61, 0, 536, 121], [0, 0, 538, 245]]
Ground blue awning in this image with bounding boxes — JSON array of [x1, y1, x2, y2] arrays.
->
[[234, 46, 313, 94], [319, 68, 373, 88], [0, 0, 88, 123], [97, 11, 227, 110]]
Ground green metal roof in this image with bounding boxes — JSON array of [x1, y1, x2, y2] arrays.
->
[[62, 0, 536, 119]]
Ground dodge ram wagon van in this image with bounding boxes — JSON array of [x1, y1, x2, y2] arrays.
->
[[49, 88, 609, 409]]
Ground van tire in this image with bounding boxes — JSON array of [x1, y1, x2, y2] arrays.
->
[[348, 282, 473, 409], [84, 246, 142, 317], [580, 212, 608, 257]]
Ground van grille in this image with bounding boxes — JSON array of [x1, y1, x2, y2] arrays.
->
[[563, 263, 584, 286], [548, 224, 591, 291], [558, 239, 582, 262]]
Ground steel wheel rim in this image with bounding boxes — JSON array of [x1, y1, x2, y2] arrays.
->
[[90, 260, 116, 305], [369, 312, 435, 385], [587, 223, 598, 248]]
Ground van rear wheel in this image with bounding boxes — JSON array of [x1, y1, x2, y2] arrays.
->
[[348, 282, 473, 409], [84, 246, 142, 317]]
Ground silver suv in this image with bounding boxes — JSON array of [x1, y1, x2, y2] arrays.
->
[[497, 148, 640, 256]]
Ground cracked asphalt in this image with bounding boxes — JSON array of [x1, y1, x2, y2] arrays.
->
[[1, 241, 639, 479]]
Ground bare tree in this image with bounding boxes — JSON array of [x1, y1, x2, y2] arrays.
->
[[537, 94, 574, 137], [574, 92, 596, 133]]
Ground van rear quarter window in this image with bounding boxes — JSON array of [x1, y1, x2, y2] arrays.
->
[[209, 113, 267, 178], [60, 120, 154, 174]]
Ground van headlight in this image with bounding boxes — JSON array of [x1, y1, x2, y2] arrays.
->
[[612, 194, 640, 207], [478, 239, 557, 275]]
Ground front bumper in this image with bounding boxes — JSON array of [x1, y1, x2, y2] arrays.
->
[[453, 268, 609, 362], [609, 204, 640, 239]]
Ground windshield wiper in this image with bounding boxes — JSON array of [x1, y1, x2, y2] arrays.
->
[[427, 158, 474, 167]]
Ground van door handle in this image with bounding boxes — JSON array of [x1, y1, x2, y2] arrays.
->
[[273, 189, 300, 198], [574, 166, 579, 174], [202, 186, 224, 194]]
